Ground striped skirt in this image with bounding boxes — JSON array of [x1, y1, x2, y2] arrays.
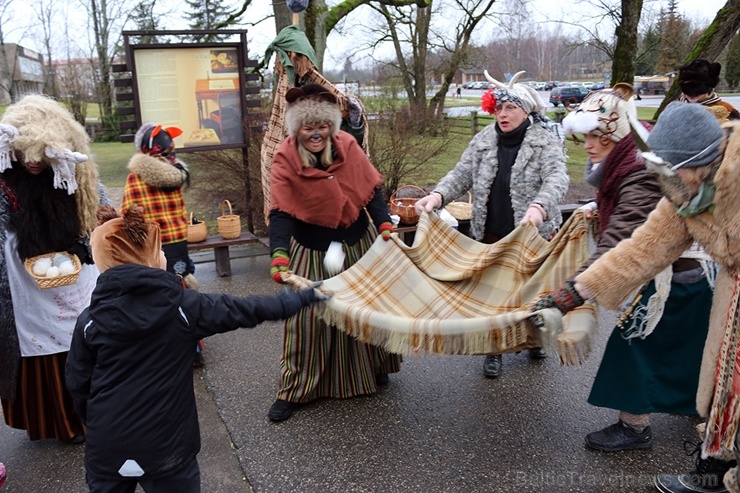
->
[[2, 352, 84, 441], [276, 228, 402, 403]]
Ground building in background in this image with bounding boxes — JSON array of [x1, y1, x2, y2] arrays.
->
[[0, 44, 44, 105]]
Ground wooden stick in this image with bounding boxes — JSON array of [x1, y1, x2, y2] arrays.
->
[[292, 12, 299, 25]]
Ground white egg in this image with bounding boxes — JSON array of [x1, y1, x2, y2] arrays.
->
[[32, 258, 52, 276], [58, 260, 76, 275], [323, 242, 345, 276], [52, 253, 71, 267], [45, 266, 61, 277]]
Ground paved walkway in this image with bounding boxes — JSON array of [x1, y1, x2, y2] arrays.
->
[[1, 250, 705, 492]]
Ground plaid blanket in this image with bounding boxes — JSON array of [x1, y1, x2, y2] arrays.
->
[[284, 210, 598, 366]]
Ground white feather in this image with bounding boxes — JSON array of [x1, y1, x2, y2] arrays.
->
[[628, 111, 650, 144], [561, 111, 600, 135]]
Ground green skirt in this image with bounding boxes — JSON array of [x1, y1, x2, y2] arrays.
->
[[587, 277, 712, 415]]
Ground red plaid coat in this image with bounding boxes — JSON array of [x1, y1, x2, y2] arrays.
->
[[121, 173, 187, 245]]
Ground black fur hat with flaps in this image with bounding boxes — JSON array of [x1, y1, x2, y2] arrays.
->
[[679, 59, 722, 97]]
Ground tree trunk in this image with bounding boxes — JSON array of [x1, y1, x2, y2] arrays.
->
[[654, 0, 740, 118], [610, 0, 643, 85], [305, 0, 328, 73]]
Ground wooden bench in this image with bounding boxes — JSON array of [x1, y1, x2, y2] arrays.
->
[[187, 232, 265, 277]]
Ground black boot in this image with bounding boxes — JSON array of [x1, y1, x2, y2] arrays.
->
[[483, 354, 502, 378], [654, 441, 736, 493]]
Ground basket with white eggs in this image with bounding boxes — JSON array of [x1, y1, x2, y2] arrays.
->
[[24, 252, 82, 289]]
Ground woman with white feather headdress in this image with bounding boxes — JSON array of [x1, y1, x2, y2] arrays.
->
[[558, 84, 716, 457]]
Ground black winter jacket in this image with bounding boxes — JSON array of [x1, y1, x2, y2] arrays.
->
[[66, 264, 313, 480]]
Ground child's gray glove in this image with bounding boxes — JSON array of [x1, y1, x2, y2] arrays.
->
[[279, 282, 332, 316]]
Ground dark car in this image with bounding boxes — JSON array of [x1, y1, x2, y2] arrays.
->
[[549, 86, 589, 107]]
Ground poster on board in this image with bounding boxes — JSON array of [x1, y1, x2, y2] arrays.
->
[[132, 46, 244, 148]]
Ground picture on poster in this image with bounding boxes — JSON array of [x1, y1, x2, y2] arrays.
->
[[132, 46, 244, 148]]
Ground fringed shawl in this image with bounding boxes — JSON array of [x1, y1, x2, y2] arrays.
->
[[283, 210, 598, 365], [271, 132, 381, 228]]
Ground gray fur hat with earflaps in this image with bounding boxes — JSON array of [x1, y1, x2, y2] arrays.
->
[[284, 83, 342, 138]]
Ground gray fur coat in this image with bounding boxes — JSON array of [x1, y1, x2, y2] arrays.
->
[[434, 122, 568, 240]]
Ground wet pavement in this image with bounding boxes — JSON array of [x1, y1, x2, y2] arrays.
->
[[1, 245, 706, 492]]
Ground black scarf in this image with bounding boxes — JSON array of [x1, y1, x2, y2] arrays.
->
[[2, 162, 81, 260]]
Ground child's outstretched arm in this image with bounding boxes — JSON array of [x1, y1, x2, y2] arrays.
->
[[184, 285, 329, 339]]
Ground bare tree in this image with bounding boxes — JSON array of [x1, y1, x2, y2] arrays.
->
[[32, 0, 59, 97], [266, 0, 425, 72], [83, 0, 135, 136]]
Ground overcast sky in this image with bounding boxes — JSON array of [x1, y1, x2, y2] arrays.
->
[[4, 0, 730, 70]]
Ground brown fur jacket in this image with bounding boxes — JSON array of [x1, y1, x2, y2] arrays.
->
[[576, 121, 740, 417]]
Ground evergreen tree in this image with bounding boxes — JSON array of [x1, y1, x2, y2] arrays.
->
[[183, 0, 233, 42], [131, 1, 159, 44], [654, 0, 693, 73], [726, 34, 740, 90], [635, 24, 660, 75]]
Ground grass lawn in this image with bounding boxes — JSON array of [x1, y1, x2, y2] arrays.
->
[[90, 141, 132, 187]]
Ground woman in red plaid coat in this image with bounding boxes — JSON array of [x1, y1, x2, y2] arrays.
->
[[122, 123, 197, 290]]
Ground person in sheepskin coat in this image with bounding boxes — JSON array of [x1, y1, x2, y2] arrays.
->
[[415, 70, 568, 379], [535, 102, 740, 493], [0, 94, 109, 444]]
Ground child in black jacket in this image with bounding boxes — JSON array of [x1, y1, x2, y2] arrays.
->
[[66, 205, 326, 493]]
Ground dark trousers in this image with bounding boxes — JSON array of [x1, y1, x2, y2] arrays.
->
[[86, 457, 200, 493]]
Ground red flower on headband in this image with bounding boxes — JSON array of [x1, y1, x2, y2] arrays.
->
[[481, 89, 497, 114]]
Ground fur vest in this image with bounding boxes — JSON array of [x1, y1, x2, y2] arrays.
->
[[576, 121, 740, 416], [434, 122, 568, 240]]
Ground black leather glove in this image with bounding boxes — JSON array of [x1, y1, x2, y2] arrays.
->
[[532, 280, 585, 314], [67, 237, 93, 265]]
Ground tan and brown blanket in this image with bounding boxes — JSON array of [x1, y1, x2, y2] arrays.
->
[[283, 210, 598, 366]]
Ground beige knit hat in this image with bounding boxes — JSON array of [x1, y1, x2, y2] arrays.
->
[[562, 83, 637, 142]]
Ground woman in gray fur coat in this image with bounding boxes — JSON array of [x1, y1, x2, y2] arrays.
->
[[415, 71, 568, 379]]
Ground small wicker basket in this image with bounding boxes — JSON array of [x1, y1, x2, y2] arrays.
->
[[187, 212, 208, 243], [25, 253, 82, 290], [389, 185, 428, 225], [217, 200, 241, 239], [445, 191, 472, 221]]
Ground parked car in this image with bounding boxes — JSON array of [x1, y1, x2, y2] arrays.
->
[[549, 86, 590, 107], [545, 81, 561, 90], [590, 81, 606, 90], [534, 82, 547, 91]]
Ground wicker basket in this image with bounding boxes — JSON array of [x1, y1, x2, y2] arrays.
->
[[217, 200, 241, 239], [445, 191, 473, 221], [24, 253, 82, 290], [389, 185, 428, 225], [187, 212, 208, 243]]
